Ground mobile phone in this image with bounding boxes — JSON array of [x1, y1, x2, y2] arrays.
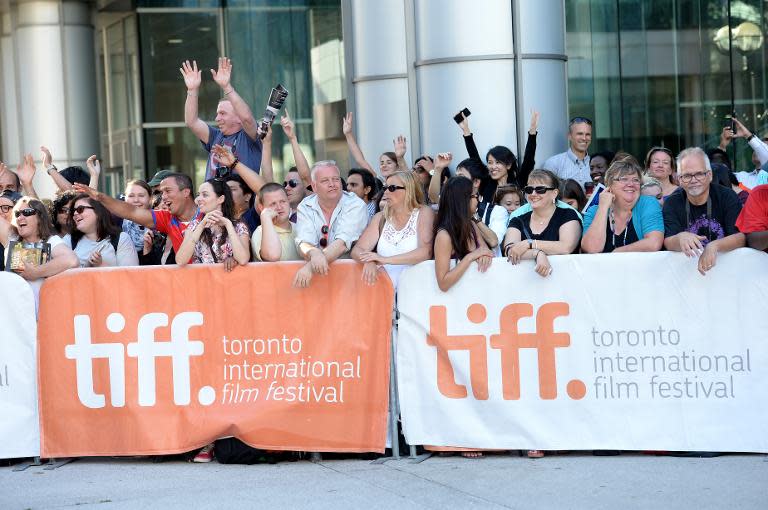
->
[[453, 107, 471, 124]]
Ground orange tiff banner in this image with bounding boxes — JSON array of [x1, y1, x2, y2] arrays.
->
[[37, 261, 393, 457]]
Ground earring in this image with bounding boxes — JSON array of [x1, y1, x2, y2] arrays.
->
[[552, 197, 556, 204]]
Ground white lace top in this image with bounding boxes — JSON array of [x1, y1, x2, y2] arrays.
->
[[377, 208, 420, 289]]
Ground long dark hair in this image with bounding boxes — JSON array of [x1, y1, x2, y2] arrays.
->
[[50, 190, 78, 235], [434, 176, 474, 260], [68, 193, 120, 247], [487, 145, 519, 184], [200, 178, 240, 260]]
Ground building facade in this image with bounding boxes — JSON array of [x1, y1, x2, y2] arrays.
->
[[0, 0, 766, 195]]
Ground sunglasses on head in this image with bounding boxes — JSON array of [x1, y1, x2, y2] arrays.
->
[[14, 207, 37, 218], [319, 225, 329, 248], [569, 116, 593, 126], [384, 185, 405, 193], [283, 179, 299, 188], [523, 186, 556, 195]]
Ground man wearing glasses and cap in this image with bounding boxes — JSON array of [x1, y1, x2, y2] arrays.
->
[[543, 116, 593, 188], [663, 147, 745, 275], [292, 161, 367, 288]]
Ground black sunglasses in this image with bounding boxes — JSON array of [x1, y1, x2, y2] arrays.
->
[[73, 205, 95, 215], [214, 166, 231, 180], [523, 186, 556, 195], [384, 185, 406, 193], [319, 225, 329, 248], [14, 207, 37, 218], [283, 179, 299, 188]]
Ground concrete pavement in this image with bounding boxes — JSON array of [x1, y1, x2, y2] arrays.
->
[[2, 452, 767, 509]]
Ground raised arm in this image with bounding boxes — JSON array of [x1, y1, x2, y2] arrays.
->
[[342, 112, 377, 177], [41, 146, 73, 192], [734, 118, 768, 166], [73, 183, 155, 228], [393, 135, 410, 173], [180, 60, 210, 143], [15, 154, 39, 198], [518, 110, 539, 185], [459, 114, 482, 161], [429, 152, 452, 204], [257, 123, 274, 183], [210, 56, 258, 141], [280, 110, 311, 188], [86, 155, 101, 190]]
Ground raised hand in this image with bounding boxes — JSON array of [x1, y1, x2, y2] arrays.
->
[[393, 135, 407, 159], [40, 146, 53, 168], [597, 188, 614, 211], [180, 60, 202, 91], [210, 56, 232, 91], [73, 182, 99, 198], [434, 152, 453, 169], [212, 144, 236, 167], [458, 115, 470, 136], [260, 207, 277, 224], [732, 117, 753, 139], [342, 112, 354, 136], [529, 109, 540, 134], [280, 109, 296, 140], [86, 155, 101, 178], [16, 154, 36, 185]]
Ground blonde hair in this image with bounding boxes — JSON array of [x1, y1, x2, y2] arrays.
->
[[383, 171, 424, 221]]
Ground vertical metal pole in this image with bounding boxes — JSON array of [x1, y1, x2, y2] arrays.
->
[[727, 0, 737, 169], [388, 303, 400, 459]]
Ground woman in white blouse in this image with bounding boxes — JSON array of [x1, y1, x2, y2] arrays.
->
[[351, 171, 434, 289]]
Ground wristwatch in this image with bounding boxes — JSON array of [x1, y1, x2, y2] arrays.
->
[[46, 164, 57, 174]]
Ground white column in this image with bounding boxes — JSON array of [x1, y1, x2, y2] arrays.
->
[[2, 0, 98, 197], [0, 9, 21, 166], [344, 0, 568, 172], [414, 0, 517, 162], [514, 0, 568, 164], [346, 0, 412, 171]]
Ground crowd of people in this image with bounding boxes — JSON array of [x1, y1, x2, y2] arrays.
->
[[2, 57, 768, 462]]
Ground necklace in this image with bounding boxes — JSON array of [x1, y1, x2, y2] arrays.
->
[[609, 208, 632, 248], [531, 206, 556, 228]]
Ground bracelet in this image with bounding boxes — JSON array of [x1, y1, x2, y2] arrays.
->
[[503, 243, 513, 256], [747, 133, 756, 142], [228, 158, 239, 170], [186, 91, 198, 97], [535, 250, 543, 260], [224, 88, 234, 96]]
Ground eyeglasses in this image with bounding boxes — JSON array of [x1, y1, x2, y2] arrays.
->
[[384, 185, 406, 193], [0, 204, 12, 213], [283, 179, 299, 188], [615, 176, 642, 185], [678, 170, 710, 184], [14, 208, 37, 218], [523, 186, 556, 195], [214, 166, 231, 180], [319, 225, 329, 248], [569, 116, 593, 126], [73, 205, 95, 215]]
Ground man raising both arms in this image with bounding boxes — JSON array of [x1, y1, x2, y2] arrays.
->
[[180, 57, 267, 181]]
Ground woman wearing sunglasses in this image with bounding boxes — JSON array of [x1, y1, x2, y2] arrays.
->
[[581, 156, 664, 253], [0, 197, 78, 311], [176, 178, 250, 268], [351, 171, 434, 289], [644, 147, 678, 202], [64, 193, 139, 268], [503, 170, 582, 281]]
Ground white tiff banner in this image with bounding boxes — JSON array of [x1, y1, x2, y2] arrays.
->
[[0, 272, 40, 458], [396, 249, 768, 452]]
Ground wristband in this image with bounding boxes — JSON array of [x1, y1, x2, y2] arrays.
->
[[747, 133, 756, 142], [228, 158, 239, 170]]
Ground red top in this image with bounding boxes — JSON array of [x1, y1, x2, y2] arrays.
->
[[735, 185, 768, 233], [151, 209, 200, 252]]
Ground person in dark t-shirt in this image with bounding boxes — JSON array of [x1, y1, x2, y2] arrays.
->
[[663, 147, 745, 275]]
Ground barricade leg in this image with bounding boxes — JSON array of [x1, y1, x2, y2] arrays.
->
[[42, 458, 75, 470], [12, 456, 42, 472], [372, 305, 403, 464]]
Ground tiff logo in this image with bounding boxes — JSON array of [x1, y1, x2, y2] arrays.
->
[[427, 303, 586, 401], [65, 312, 212, 408]]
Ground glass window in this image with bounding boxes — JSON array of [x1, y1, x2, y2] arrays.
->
[[138, 12, 220, 123], [145, 127, 210, 188]]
